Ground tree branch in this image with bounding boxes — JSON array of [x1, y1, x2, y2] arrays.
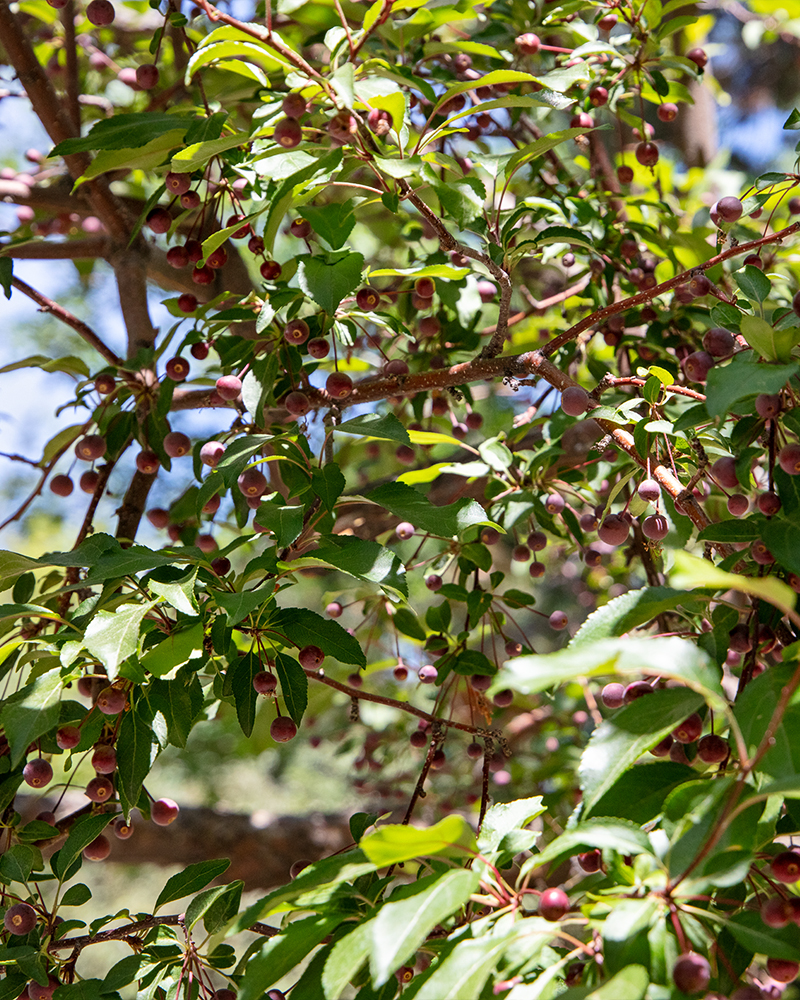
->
[[11, 277, 124, 368], [115, 469, 157, 546], [2, 237, 111, 260]]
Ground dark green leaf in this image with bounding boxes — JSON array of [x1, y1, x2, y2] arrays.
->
[[297, 203, 355, 250], [570, 587, 687, 646], [270, 608, 365, 666], [704, 355, 799, 418], [311, 464, 346, 514], [726, 910, 800, 960], [214, 586, 273, 626], [55, 813, 112, 878], [297, 251, 364, 314], [697, 520, 761, 543], [60, 883, 92, 906], [589, 761, 695, 825], [274, 653, 308, 725], [51, 112, 198, 154], [736, 663, 800, 781], [337, 412, 411, 444], [116, 702, 156, 807], [229, 653, 260, 737], [735, 265, 771, 303], [239, 915, 341, 1000], [154, 859, 231, 911], [254, 500, 304, 548], [0, 668, 62, 767], [392, 607, 426, 641], [103, 956, 142, 992], [366, 482, 496, 538], [302, 536, 408, 598]]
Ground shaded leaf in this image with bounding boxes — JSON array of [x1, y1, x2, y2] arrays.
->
[[270, 607, 366, 666], [155, 859, 231, 911]]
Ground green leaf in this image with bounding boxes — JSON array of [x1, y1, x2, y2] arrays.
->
[[0, 257, 12, 300], [526, 818, 653, 873], [477, 796, 546, 854], [579, 687, 705, 816], [274, 653, 308, 725], [297, 203, 355, 250], [270, 607, 365, 666], [139, 622, 204, 678], [60, 883, 92, 906], [0, 844, 37, 884], [570, 587, 687, 647], [116, 703, 156, 806], [366, 482, 497, 538], [185, 882, 239, 931], [299, 535, 408, 599], [704, 355, 800, 417], [726, 910, 800, 960], [505, 127, 603, 179], [735, 264, 771, 303], [83, 601, 157, 681], [148, 569, 199, 615], [670, 550, 796, 617], [172, 131, 252, 174], [51, 112, 198, 154], [532, 224, 595, 251], [740, 313, 800, 362], [761, 518, 800, 575], [502, 636, 724, 712], [229, 652, 260, 737], [370, 869, 480, 986], [214, 586, 273, 626], [239, 915, 341, 1000], [55, 813, 111, 878], [337, 412, 411, 444], [323, 922, 371, 1000], [254, 500, 304, 547], [0, 668, 62, 767], [589, 761, 695, 825], [311, 464, 346, 514], [103, 956, 142, 993], [154, 859, 231, 911], [0, 551, 42, 589], [368, 263, 469, 280], [360, 815, 477, 866], [297, 251, 364, 314], [697, 519, 761, 543], [736, 664, 800, 781], [75, 129, 186, 184], [413, 931, 516, 1000]]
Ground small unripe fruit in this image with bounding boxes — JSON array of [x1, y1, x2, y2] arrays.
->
[[539, 887, 569, 921], [418, 665, 437, 684], [146, 207, 172, 234], [151, 798, 179, 826], [164, 432, 191, 458], [772, 850, 800, 883], [136, 64, 159, 90], [756, 393, 781, 420], [711, 456, 738, 489], [91, 744, 117, 774], [657, 102, 678, 122], [85, 776, 114, 802], [181, 191, 201, 211], [356, 287, 381, 311], [589, 86, 608, 107], [751, 539, 774, 565], [697, 734, 729, 764], [23, 758, 53, 788], [577, 849, 602, 873], [177, 293, 197, 313], [600, 683, 625, 709], [271, 717, 297, 742], [717, 196, 743, 223], [87, 0, 115, 24], [767, 958, 800, 982], [395, 521, 415, 540], [779, 443, 800, 475], [672, 712, 702, 744], [307, 338, 329, 359], [114, 817, 134, 840], [703, 327, 735, 356], [290, 218, 312, 239], [672, 953, 710, 994], [757, 491, 781, 516], [216, 375, 242, 400], [284, 319, 309, 345], [94, 373, 116, 395], [642, 514, 669, 540], [211, 557, 231, 576], [544, 493, 565, 515], [97, 686, 127, 714], [192, 264, 214, 285], [637, 479, 660, 502], [274, 118, 303, 149], [326, 372, 353, 399], [598, 514, 629, 546], [165, 172, 191, 195], [253, 671, 278, 695], [50, 474, 74, 497], [200, 441, 225, 468], [493, 689, 513, 708], [617, 165, 634, 184], [682, 351, 714, 383], [549, 611, 568, 631], [237, 469, 267, 498], [561, 386, 589, 416], [147, 508, 170, 529], [166, 246, 189, 269], [410, 730, 428, 748], [136, 451, 159, 475], [635, 142, 659, 167], [75, 435, 106, 461], [285, 391, 311, 417], [727, 494, 749, 516], [516, 32, 541, 54], [260, 260, 282, 281], [282, 93, 306, 118], [326, 602, 343, 618], [425, 574, 443, 591], [4, 903, 37, 935], [686, 48, 708, 68], [57, 725, 81, 749], [298, 645, 324, 669]]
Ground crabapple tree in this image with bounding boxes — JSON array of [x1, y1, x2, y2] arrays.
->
[[3, 0, 800, 998]]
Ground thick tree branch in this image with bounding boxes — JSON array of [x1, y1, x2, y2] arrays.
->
[[2, 237, 111, 260], [11, 277, 124, 368], [115, 469, 156, 545]]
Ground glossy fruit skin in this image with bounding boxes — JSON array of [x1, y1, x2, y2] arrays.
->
[[75, 434, 106, 461], [356, 287, 381, 311], [561, 386, 589, 416], [326, 372, 353, 399], [516, 32, 541, 53], [657, 102, 678, 122], [600, 683, 625, 709], [177, 293, 197, 313], [211, 557, 231, 576], [50, 475, 74, 497], [165, 171, 191, 195], [683, 350, 714, 383], [151, 798, 179, 826], [642, 514, 669, 540], [577, 849, 602, 873], [717, 195, 743, 222], [650, 735, 673, 757], [766, 957, 799, 982], [200, 441, 225, 468], [624, 681, 653, 703], [94, 374, 116, 395], [395, 521, 415, 540], [260, 260, 282, 280], [216, 375, 242, 400], [635, 142, 659, 166], [284, 319, 309, 345], [703, 326, 735, 356], [271, 717, 297, 742], [549, 611, 568, 631], [493, 689, 513, 708], [114, 817, 134, 839], [672, 712, 703, 744], [136, 451, 159, 475], [298, 645, 324, 669], [672, 953, 710, 994], [779, 443, 800, 475], [237, 469, 267, 498], [4, 902, 37, 935], [617, 166, 634, 184], [85, 776, 114, 802], [92, 745, 117, 773], [598, 514, 629, 546], [539, 887, 569, 921], [253, 671, 278, 695], [697, 734, 729, 763], [711, 456, 738, 489], [274, 118, 302, 148], [772, 850, 800, 883], [755, 393, 781, 419], [136, 64, 159, 90], [409, 730, 428, 748], [757, 491, 781, 516], [418, 665, 437, 684], [84, 834, 111, 861], [285, 391, 311, 417], [164, 432, 191, 458], [686, 47, 708, 68], [57, 725, 81, 749], [97, 686, 127, 715]]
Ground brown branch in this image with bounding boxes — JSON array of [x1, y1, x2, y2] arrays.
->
[[543, 221, 800, 357], [11, 277, 124, 368], [49, 915, 183, 952], [115, 469, 156, 546], [109, 249, 157, 356], [351, 0, 396, 58], [61, 0, 81, 133], [2, 238, 111, 260]]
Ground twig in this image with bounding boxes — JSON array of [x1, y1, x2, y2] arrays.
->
[[2, 238, 111, 260], [11, 277, 124, 368], [61, 0, 81, 132]]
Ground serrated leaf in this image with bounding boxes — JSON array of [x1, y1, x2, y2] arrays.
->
[[337, 412, 411, 444], [52, 112, 198, 154], [0, 667, 62, 767], [311, 464, 346, 514], [671, 550, 795, 617], [735, 264, 771, 303], [229, 653, 260, 737], [366, 482, 496, 538], [360, 815, 477, 866], [116, 703, 156, 806], [55, 813, 112, 878], [323, 921, 371, 1000], [148, 568, 199, 615], [370, 870, 479, 986], [413, 931, 515, 1000], [269, 608, 365, 666], [299, 536, 407, 599], [478, 797, 546, 854], [214, 586, 273, 626], [239, 915, 341, 1000], [297, 251, 364, 314], [139, 623, 204, 678], [155, 859, 231, 911], [83, 601, 157, 681], [726, 910, 800, 960], [527, 818, 653, 872], [704, 355, 800, 417], [579, 688, 704, 816], [570, 587, 687, 647], [297, 203, 355, 250], [274, 653, 308, 725]]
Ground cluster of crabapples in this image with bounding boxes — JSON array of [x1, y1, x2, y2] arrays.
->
[[249, 645, 329, 744], [16, 676, 179, 865]]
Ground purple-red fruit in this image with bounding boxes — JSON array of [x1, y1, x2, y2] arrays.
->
[[697, 734, 729, 764], [711, 456, 738, 489], [87, 0, 115, 24], [539, 887, 569, 921], [717, 196, 743, 222], [600, 683, 625, 709], [702, 327, 735, 356], [271, 717, 297, 742], [549, 611, 568, 631], [4, 903, 37, 935], [274, 119, 303, 149], [672, 953, 710, 994], [418, 665, 437, 684], [396, 521, 415, 540], [780, 443, 800, 475], [298, 645, 324, 669], [91, 745, 117, 774], [253, 671, 278, 694], [672, 713, 703, 744], [493, 689, 513, 708], [85, 776, 114, 802], [657, 102, 678, 122], [238, 469, 267, 498], [97, 686, 127, 715], [635, 142, 659, 167], [638, 479, 660, 502], [136, 451, 159, 475], [642, 514, 669, 540], [282, 93, 306, 118], [151, 798, 179, 826], [756, 393, 781, 420], [285, 391, 311, 416], [577, 850, 602, 873], [767, 958, 800, 982], [682, 351, 714, 383], [598, 514, 629, 546], [114, 817, 134, 840], [164, 432, 191, 458], [326, 372, 353, 399], [356, 287, 381, 311], [200, 441, 225, 468], [75, 435, 106, 461], [307, 338, 329, 359], [216, 375, 242, 400], [50, 475, 74, 497], [772, 850, 800, 883], [284, 319, 309, 345], [57, 725, 81, 749], [561, 386, 590, 416], [136, 64, 159, 90], [624, 681, 653, 703], [165, 357, 189, 381], [23, 758, 53, 788], [687, 48, 708, 68], [728, 494, 749, 516], [84, 834, 111, 861], [177, 293, 197, 313]]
